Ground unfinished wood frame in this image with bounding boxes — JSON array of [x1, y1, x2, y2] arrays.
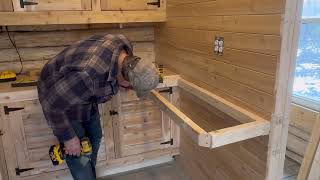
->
[[266, 0, 304, 180], [297, 115, 320, 180], [150, 77, 270, 149]]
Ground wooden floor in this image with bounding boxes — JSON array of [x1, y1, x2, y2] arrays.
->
[[100, 157, 300, 180]]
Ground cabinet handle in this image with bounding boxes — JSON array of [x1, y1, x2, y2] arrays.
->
[[20, 0, 38, 8], [0, 130, 3, 136], [147, 0, 160, 8]]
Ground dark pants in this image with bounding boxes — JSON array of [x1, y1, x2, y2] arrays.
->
[[65, 113, 102, 180]]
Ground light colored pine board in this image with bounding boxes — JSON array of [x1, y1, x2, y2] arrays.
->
[[12, 0, 92, 12], [158, 27, 281, 56], [167, 0, 285, 17], [0, 43, 154, 62], [0, 10, 166, 26], [157, 44, 274, 114], [208, 60, 275, 95], [101, 0, 158, 10], [0, 0, 12, 12], [178, 78, 268, 124], [266, 0, 304, 179], [157, 56, 271, 119], [290, 104, 319, 133], [297, 115, 320, 180], [157, 36, 278, 76], [150, 90, 211, 147], [166, 14, 282, 35], [0, 27, 155, 49], [92, 0, 101, 11]]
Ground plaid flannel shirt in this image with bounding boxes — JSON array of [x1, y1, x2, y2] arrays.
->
[[37, 34, 133, 142]]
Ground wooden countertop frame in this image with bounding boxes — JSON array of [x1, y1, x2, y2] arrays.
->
[[150, 78, 271, 149]]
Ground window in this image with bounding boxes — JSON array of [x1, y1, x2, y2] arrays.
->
[[292, 0, 320, 111]]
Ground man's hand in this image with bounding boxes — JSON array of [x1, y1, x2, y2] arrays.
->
[[64, 136, 81, 156]]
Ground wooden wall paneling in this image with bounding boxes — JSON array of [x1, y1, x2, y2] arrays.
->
[[286, 105, 319, 163], [290, 104, 319, 133], [297, 115, 320, 180], [166, 15, 282, 35], [157, 44, 274, 116], [155, 0, 289, 179], [266, 0, 304, 180], [167, 0, 285, 17], [12, 0, 92, 12], [159, 27, 281, 56], [0, 27, 155, 72], [0, 0, 13, 12], [0, 27, 155, 48]]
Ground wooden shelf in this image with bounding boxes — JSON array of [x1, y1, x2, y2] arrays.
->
[[150, 77, 270, 149], [0, 10, 166, 26]]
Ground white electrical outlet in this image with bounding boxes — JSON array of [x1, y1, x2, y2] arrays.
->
[[214, 37, 224, 55]]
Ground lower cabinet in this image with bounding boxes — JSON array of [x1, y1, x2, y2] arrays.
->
[[0, 88, 179, 180], [0, 100, 107, 179], [110, 89, 175, 158]]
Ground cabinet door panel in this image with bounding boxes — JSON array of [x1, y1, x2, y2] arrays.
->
[[2, 100, 106, 177], [101, 0, 160, 10], [0, 0, 13, 12], [12, 0, 91, 12], [111, 90, 172, 158]]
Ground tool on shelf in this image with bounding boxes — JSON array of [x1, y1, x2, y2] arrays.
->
[[0, 70, 17, 83]]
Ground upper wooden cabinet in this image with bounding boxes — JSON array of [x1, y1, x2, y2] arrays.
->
[[101, 0, 163, 11], [12, 0, 91, 11], [0, 0, 13, 12]]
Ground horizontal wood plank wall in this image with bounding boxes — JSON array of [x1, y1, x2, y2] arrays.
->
[[287, 104, 320, 163], [155, 0, 285, 179], [0, 24, 155, 72]]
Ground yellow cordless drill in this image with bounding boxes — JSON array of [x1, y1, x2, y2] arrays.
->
[[49, 137, 92, 166]]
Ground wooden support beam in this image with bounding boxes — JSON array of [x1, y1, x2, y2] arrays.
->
[[266, 0, 304, 179], [209, 120, 270, 148], [178, 78, 267, 123], [297, 115, 320, 180], [150, 90, 211, 147]]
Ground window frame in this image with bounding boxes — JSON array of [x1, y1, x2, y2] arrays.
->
[[292, 14, 320, 111]]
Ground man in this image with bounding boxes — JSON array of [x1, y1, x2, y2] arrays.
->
[[37, 34, 159, 180]]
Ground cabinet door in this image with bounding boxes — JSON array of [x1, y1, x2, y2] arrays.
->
[[101, 0, 163, 11], [12, 0, 91, 12], [111, 89, 173, 158], [0, 0, 13, 12], [0, 100, 107, 177]]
